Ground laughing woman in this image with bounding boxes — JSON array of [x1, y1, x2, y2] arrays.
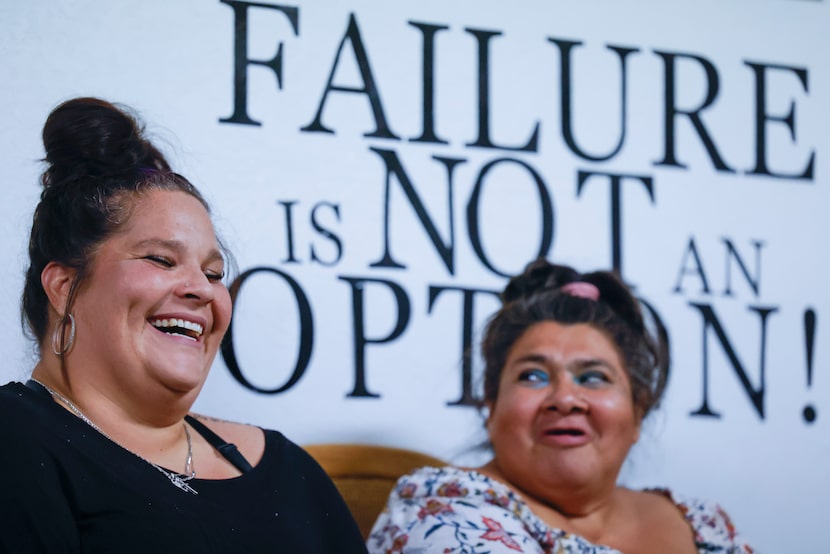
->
[[0, 97, 366, 553], [368, 259, 753, 553]]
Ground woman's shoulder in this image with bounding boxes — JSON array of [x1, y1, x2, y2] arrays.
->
[[390, 464, 517, 501], [188, 413, 270, 469], [0, 380, 56, 429], [642, 487, 737, 525], [186, 415, 323, 471], [641, 487, 754, 552], [386, 466, 549, 532], [0, 380, 31, 403], [0, 381, 40, 437], [188, 413, 264, 440]]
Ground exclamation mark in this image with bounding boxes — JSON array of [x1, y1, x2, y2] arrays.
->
[[803, 308, 817, 424]]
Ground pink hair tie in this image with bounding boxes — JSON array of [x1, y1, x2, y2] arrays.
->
[[561, 281, 600, 301]]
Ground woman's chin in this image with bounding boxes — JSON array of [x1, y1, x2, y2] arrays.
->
[[150, 364, 209, 396]]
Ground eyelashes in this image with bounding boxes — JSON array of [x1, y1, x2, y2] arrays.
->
[[144, 254, 225, 282], [575, 370, 610, 386], [516, 367, 611, 388], [144, 254, 172, 267], [517, 369, 549, 388]]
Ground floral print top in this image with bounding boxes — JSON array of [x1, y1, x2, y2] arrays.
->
[[367, 466, 754, 554]]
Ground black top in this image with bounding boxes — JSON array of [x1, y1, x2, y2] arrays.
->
[[0, 381, 367, 553]]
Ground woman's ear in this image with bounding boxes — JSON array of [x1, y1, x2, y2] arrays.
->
[[41, 262, 76, 315], [483, 401, 493, 427], [631, 410, 643, 445]]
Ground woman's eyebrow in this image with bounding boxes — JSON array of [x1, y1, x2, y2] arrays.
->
[[571, 358, 610, 368], [510, 353, 549, 365], [133, 238, 181, 251]]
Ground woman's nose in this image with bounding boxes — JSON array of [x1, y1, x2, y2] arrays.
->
[[179, 270, 215, 302], [544, 378, 588, 414]]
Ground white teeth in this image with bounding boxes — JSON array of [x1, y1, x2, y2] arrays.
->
[[150, 318, 204, 337]]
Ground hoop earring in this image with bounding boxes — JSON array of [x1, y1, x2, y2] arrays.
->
[[51, 313, 76, 356]]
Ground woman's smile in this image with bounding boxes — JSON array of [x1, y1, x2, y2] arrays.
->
[[149, 315, 207, 342]]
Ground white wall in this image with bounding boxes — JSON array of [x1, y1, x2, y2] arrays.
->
[[1, 1, 826, 551]]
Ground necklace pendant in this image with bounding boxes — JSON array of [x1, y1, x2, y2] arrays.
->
[[166, 472, 199, 495]]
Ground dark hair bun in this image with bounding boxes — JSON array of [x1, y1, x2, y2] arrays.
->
[[502, 258, 648, 336], [41, 97, 170, 189], [501, 258, 579, 304]]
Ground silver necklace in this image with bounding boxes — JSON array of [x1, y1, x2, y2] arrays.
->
[[31, 378, 198, 495]]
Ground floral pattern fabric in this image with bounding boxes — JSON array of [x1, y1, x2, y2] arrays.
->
[[367, 466, 754, 554]]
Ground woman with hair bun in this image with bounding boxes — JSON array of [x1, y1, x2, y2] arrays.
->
[[0, 97, 366, 553], [368, 258, 753, 553]]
